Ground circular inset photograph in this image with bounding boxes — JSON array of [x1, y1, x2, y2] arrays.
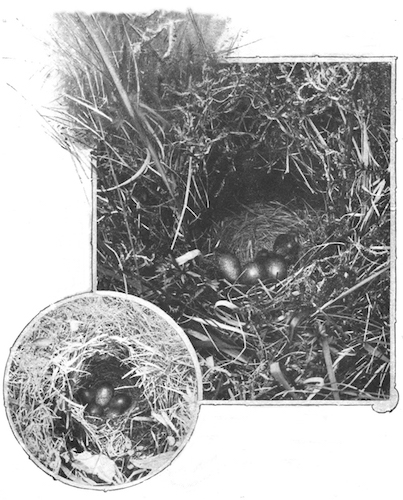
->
[[4, 292, 202, 489]]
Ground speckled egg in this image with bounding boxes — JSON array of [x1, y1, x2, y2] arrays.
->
[[94, 381, 114, 407]]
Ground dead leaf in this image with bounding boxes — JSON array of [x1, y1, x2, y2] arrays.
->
[[72, 451, 119, 483]]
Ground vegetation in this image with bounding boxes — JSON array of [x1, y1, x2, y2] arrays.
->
[[47, 11, 392, 401], [6, 294, 200, 487]]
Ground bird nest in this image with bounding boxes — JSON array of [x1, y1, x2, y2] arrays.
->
[[176, 200, 391, 402], [94, 198, 390, 403], [213, 202, 308, 264], [4, 292, 201, 489], [45, 15, 392, 403]]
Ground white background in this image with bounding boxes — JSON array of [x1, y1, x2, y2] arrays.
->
[[1, 2, 401, 499]]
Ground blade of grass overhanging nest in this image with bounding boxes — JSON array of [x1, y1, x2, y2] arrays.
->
[[98, 150, 151, 193], [77, 14, 178, 208], [97, 139, 134, 172]]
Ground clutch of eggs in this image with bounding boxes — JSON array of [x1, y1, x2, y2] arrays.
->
[[241, 251, 288, 285]]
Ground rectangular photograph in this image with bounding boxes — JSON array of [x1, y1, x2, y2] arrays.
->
[[49, 11, 393, 402]]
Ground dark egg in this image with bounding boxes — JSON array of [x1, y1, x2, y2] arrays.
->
[[109, 393, 132, 413], [273, 233, 300, 262], [75, 387, 95, 405], [94, 381, 114, 407], [216, 252, 242, 283], [240, 261, 265, 285], [262, 254, 287, 281], [85, 402, 104, 417]]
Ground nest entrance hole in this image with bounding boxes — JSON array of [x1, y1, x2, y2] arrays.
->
[[209, 160, 323, 214], [191, 164, 324, 258]]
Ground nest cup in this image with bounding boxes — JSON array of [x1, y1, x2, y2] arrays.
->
[[4, 292, 202, 490], [214, 202, 307, 265]]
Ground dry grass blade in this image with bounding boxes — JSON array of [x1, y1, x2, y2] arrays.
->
[[171, 157, 194, 249], [99, 150, 151, 192], [76, 14, 177, 209], [270, 362, 302, 400], [318, 322, 340, 400]]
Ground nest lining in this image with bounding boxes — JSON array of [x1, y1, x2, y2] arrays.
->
[[5, 294, 200, 487], [212, 201, 313, 263]]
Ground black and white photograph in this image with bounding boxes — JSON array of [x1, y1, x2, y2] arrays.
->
[[48, 13, 394, 402], [1, 2, 401, 499], [4, 292, 201, 488]]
